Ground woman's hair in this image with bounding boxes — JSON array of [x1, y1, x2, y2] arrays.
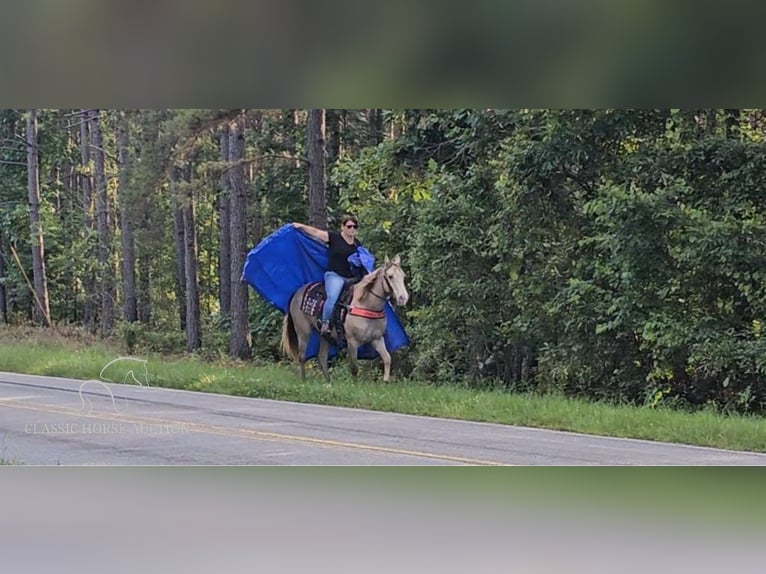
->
[[340, 214, 358, 227]]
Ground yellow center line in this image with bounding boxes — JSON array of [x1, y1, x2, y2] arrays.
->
[[0, 400, 507, 466]]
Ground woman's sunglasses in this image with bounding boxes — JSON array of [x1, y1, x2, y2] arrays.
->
[[345, 223, 358, 229]]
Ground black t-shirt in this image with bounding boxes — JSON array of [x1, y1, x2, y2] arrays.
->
[[327, 231, 360, 278]]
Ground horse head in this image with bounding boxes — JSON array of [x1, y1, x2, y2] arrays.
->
[[383, 254, 409, 307]]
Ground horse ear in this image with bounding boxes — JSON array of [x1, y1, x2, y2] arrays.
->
[[392, 254, 401, 265], [384, 255, 390, 265]]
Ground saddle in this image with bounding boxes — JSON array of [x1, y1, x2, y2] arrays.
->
[[300, 278, 358, 342]]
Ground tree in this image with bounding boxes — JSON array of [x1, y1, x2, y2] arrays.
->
[[180, 165, 201, 352], [117, 111, 137, 323], [218, 123, 231, 318], [228, 111, 251, 359], [26, 109, 51, 327], [90, 109, 113, 336], [133, 109, 172, 325], [368, 109, 384, 145], [0, 229, 7, 324], [325, 109, 341, 209], [306, 109, 327, 228], [78, 109, 97, 330], [171, 167, 187, 332]]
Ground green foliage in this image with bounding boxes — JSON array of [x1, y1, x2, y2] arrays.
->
[[116, 320, 186, 354], [356, 109, 766, 413], [247, 297, 283, 362], [7, 109, 766, 415]]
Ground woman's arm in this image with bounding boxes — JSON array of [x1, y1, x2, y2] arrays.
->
[[293, 222, 329, 244]]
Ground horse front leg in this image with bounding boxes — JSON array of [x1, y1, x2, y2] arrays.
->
[[346, 339, 360, 378], [369, 337, 392, 382]]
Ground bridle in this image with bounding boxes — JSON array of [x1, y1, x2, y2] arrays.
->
[[368, 265, 394, 301]]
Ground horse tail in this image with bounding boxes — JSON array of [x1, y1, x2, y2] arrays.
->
[[281, 311, 299, 362]]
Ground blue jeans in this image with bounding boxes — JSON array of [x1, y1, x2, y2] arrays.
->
[[322, 271, 345, 322]]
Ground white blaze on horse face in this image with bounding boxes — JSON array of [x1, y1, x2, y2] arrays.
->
[[386, 263, 409, 307]]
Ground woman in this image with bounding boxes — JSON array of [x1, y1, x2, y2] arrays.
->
[[293, 215, 361, 335]]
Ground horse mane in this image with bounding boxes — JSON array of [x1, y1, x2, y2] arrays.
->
[[355, 265, 383, 293]]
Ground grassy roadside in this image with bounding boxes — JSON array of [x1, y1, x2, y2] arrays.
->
[[1, 325, 765, 453]]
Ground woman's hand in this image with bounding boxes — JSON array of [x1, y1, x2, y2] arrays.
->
[[292, 222, 328, 243]]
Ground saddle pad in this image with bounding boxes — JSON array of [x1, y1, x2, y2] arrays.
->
[[300, 282, 325, 317]]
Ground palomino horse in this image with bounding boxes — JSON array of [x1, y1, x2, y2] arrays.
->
[[281, 255, 409, 382]]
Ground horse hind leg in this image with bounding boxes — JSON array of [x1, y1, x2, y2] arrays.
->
[[288, 316, 309, 381], [318, 337, 331, 381], [297, 333, 309, 381]]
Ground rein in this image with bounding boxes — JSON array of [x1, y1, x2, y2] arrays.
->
[[368, 287, 388, 301], [369, 266, 393, 300]]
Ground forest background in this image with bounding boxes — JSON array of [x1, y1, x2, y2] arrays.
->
[[2, 109, 766, 415]]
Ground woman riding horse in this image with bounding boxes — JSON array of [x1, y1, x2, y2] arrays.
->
[[281, 253, 409, 382], [293, 215, 361, 336]]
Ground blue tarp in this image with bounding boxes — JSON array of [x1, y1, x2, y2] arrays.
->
[[349, 246, 376, 274], [242, 224, 409, 359]]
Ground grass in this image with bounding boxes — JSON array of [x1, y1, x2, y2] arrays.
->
[[1, 325, 765, 453]]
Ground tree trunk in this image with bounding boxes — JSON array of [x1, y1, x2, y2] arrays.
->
[[171, 168, 187, 332], [0, 230, 7, 324], [228, 112, 251, 359], [90, 110, 113, 336], [325, 109, 341, 209], [370, 108, 384, 144], [181, 165, 201, 352], [59, 116, 79, 323], [390, 111, 404, 139], [724, 109, 740, 138], [307, 109, 327, 228], [26, 109, 51, 327], [704, 109, 717, 135], [218, 124, 231, 318], [137, 254, 152, 323], [117, 111, 137, 323], [292, 110, 302, 169], [135, 109, 162, 326], [247, 112, 264, 242], [80, 110, 97, 331]]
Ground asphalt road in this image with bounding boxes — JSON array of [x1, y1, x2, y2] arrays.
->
[[2, 370, 765, 465]]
